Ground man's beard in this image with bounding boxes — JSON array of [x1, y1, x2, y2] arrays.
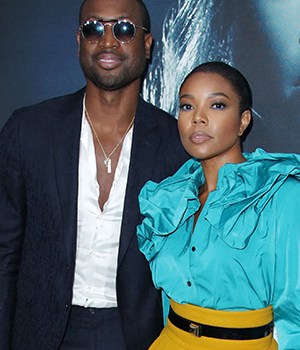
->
[[84, 69, 135, 91], [80, 58, 145, 91]]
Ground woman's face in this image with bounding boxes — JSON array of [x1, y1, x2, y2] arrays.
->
[[178, 72, 250, 161]]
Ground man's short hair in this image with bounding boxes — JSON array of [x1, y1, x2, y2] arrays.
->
[[79, 0, 151, 33]]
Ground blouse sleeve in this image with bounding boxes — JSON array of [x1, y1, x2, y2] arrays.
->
[[137, 159, 201, 262], [273, 176, 300, 349], [136, 191, 170, 262]]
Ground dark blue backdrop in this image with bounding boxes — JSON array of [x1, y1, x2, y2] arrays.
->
[[1, 1, 300, 153]]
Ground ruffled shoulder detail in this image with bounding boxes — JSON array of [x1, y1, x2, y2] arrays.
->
[[206, 148, 300, 249], [137, 149, 300, 260], [137, 159, 202, 260]]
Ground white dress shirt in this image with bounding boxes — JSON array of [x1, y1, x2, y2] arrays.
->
[[72, 110, 133, 308]]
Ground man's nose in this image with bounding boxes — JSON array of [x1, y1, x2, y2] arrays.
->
[[98, 23, 119, 48]]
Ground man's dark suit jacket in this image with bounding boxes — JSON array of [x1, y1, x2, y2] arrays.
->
[[0, 89, 189, 349]]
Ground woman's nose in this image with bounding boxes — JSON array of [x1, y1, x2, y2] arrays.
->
[[192, 111, 208, 125]]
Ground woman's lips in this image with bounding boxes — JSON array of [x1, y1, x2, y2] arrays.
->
[[190, 131, 212, 144]]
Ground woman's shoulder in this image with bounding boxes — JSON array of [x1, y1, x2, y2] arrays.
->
[[205, 149, 300, 249], [138, 158, 202, 239], [242, 148, 300, 188], [245, 148, 300, 169], [139, 158, 202, 202]]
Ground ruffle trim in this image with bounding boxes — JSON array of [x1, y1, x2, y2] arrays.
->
[[137, 149, 300, 259]]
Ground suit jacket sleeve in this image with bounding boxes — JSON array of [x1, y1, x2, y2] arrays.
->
[[0, 113, 26, 348]]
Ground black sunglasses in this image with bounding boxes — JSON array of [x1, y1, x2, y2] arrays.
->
[[79, 19, 147, 44]]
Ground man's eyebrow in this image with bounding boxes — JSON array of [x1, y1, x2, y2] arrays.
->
[[85, 16, 130, 21]]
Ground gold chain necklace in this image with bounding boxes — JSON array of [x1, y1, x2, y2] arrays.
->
[[85, 106, 135, 174]]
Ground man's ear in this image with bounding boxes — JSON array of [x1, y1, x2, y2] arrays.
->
[[76, 31, 81, 55], [144, 33, 153, 59]]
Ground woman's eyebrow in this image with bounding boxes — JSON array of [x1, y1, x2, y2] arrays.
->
[[207, 92, 230, 99]]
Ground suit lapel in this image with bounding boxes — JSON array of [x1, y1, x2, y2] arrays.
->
[[52, 90, 84, 263], [118, 99, 160, 264]]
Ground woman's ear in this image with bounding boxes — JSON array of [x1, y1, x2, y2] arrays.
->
[[238, 110, 252, 136]]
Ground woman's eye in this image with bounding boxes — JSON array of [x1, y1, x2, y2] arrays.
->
[[212, 102, 226, 109], [180, 103, 193, 111]]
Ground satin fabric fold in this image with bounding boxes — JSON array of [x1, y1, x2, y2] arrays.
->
[[137, 148, 300, 349]]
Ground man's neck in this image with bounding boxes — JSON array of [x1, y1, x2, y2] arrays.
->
[[84, 80, 140, 127]]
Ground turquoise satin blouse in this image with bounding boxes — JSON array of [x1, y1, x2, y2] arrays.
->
[[137, 148, 300, 349]]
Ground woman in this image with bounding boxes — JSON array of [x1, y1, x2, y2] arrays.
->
[[137, 61, 300, 349]]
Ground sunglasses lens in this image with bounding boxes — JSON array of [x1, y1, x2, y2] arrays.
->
[[114, 21, 136, 43], [82, 21, 104, 43]]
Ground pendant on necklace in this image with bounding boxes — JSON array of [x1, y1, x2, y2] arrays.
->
[[104, 158, 112, 174]]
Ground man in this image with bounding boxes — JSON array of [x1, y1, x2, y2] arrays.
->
[[0, 0, 188, 349]]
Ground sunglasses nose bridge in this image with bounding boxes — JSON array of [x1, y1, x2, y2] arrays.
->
[[99, 22, 120, 47]]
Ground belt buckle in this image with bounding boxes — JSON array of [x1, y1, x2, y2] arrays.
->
[[189, 323, 202, 337]]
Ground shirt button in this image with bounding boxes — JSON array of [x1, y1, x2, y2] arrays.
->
[[65, 304, 69, 309], [192, 246, 196, 252], [187, 281, 192, 287]]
